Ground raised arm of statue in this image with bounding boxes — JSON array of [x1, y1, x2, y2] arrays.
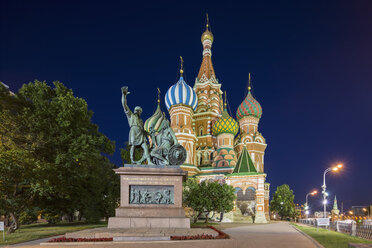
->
[[121, 86, 132, 117]]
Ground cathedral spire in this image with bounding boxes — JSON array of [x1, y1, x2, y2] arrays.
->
[[157, 88, 161, 104], [197, 14, 216, 83], [248, 73, 252, 92], [180, 56, 184, 77], [224, 91, 227, 109]]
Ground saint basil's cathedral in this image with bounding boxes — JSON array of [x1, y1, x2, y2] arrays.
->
[[144, 18, 269, 223]]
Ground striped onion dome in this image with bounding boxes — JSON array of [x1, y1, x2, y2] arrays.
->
[[212, 108, 239, 136], [144, 102, 166, 133], [236, 91, 262, 120], [165, 76, 198, 111]]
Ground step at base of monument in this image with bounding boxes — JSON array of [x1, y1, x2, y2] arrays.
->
[[108, 217, 190, 229], [65, 227, 218, 239], [113, 236, 170, 241]]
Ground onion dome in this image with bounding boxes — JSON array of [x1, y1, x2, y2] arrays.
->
[[212, 107, 239, 136], [201, 29, 213, 43], [165, 57, 198, 111], [201, 14, 214, 43], [144, 96, 166, 133], [236, 74, 262, 120]]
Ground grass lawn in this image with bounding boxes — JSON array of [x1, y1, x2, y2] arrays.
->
[[292, 223, 372, 248], [0, 222, 106, 246]]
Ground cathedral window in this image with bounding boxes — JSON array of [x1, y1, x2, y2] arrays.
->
[[245, 187, 256, 201]]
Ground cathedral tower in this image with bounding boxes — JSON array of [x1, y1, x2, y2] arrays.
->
[[194, 15, 223, 166], [165, 57, 198, 165], [235, 74, 267, 173]]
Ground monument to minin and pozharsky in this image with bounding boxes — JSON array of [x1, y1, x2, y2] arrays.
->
[[108, 86, 190, 229], [109, 16, 270, 225]]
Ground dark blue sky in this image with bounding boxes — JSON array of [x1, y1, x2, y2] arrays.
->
[[1, 0, 371, 212]]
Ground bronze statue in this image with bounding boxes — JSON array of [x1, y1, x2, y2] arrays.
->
[[149, 119, 178, 166], [121, 86, 153, 165], [121, 86, 186, 166]]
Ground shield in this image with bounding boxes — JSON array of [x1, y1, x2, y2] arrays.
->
[[168, 144, 187, 165]]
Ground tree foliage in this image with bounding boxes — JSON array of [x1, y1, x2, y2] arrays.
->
[[183, 179, 236, 223], [270, 184, 296, 220], [0, 81, 119, 232]]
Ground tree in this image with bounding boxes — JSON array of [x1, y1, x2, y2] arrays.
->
[[0, 83, 42, 232], [183, 179, 208, 223], [183, 179, 236, 223], [206, 181, 236, 222], [270, 184, 296, 220], [0, 81, 119, 231]]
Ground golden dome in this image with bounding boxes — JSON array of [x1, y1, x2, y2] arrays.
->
[[201, 29, 214, 43]]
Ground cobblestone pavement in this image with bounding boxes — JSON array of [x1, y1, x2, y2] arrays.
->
[[223, 221, 320, 248]]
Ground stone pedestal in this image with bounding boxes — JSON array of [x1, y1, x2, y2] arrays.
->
[[108, 165, 190, 229]]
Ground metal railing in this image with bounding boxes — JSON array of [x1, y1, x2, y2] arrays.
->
[[298, 219, 372, 240]]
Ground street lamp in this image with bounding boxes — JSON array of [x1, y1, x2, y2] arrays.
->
[[362, 208, 370, 218], [305, 190, 317, 218], [322, 164, 343, 218]]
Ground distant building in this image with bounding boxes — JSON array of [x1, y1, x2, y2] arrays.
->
[[314, 211, 331, 218], [331, 196, 340, 216], [352, 206, 369, 216]]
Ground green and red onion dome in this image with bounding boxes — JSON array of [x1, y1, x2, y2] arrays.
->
[[236, 91, 262, 120], [212, 108, 239, 136], [144, 103, 166, 133]]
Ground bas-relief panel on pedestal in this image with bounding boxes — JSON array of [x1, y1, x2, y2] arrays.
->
[[129, 185, 174, 205]]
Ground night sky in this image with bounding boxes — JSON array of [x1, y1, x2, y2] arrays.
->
[[1, 0, 372, 212]]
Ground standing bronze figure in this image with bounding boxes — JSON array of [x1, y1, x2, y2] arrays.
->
[[121, 86, 153, 165]]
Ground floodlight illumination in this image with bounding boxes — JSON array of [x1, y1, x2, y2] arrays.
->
[[337, 164, 343, 168], [305, 210, 309, 215], [332, 167, 338, 171], [323, 200, 328, 205], [311, 190, 317, 195]]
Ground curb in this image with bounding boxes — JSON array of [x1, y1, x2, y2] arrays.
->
[[291, 225, 325, 248]]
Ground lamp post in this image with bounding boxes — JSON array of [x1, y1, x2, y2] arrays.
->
[[363, 208, 370, 218], [322, 164, 343, 218], [305, 190, 317, 218]]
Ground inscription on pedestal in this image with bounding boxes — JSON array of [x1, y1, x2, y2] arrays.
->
[[129, 185, 174, 204]]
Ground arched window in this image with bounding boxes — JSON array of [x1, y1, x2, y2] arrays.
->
[[235, 187, 244, 201], [210, 152, 214, 161], [199, 127, 204, 136], [245, 187, 256, 201]]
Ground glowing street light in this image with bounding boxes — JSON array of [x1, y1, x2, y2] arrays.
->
[[362, 208, 370, 218], [304, 190, 317, 218], [322, 164, 343, 218]]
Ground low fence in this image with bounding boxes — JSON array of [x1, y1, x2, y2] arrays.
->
[[356, 224, 372, 240], [298, 219, 372, 240]]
